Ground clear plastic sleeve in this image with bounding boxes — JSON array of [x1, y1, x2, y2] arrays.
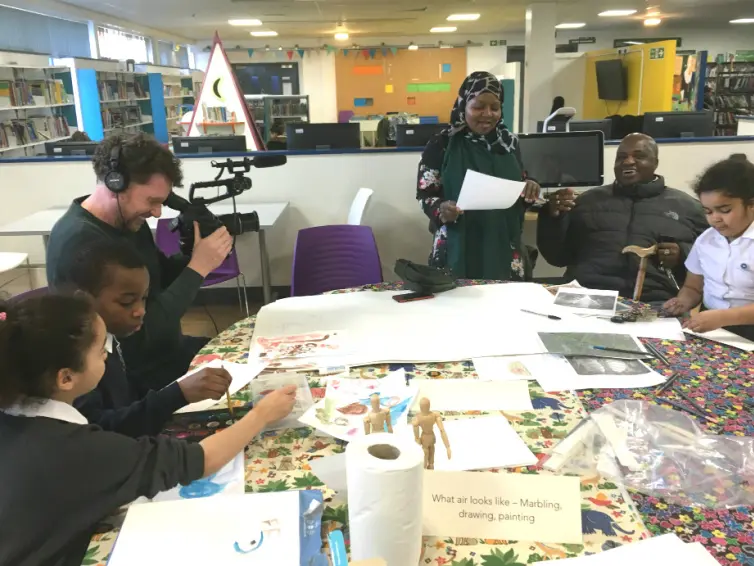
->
[[548, 400, 754, 508]]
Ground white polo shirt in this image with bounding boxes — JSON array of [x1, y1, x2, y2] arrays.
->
[[685, 221, 754, 310]]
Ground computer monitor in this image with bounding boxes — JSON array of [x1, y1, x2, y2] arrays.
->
[[172, 136, 247, 154], [396, 123, 447, 147], [45, 141, 98, 157], [536, 115, 571, 133], [569, 119, 613, 139], [642, 111, 714, 139], [536, 119, 612, 139], [517, 131, 604, 188], [286, 123, 361, 150]]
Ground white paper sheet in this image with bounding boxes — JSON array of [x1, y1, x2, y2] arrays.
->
[[108, 492, 301, 566], [530, 354, 666, 392], [175, 360, 267, 414], [251, 283, 682, 366], [410, 379, 533, 410], [133, 454, 245, 504], [399, 416, 538, 471], [473, 354, 561, 381], [686, 328, 754, 351], [553, 287, 619, 316], [456, 169, 525, 211]]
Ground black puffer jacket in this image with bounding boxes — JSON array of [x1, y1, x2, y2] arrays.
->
[[537, 176, 708, 302]]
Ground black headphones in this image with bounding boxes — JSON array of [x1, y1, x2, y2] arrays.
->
[[103, 144, 129, 193]]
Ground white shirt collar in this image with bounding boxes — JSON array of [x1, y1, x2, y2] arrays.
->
[[2, 399, 88, 425], [740, 220, 754, 241], [106, 333, 114, 353]]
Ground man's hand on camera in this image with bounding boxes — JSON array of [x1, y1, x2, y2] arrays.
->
[[187, 221, 234, 277]]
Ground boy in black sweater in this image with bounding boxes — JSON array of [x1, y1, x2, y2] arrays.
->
[[0, 294, 296, 566], [46, 133, 234, 394], [68, 242, 234, 437]]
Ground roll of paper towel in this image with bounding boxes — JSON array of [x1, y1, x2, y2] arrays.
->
[[346, 432, 424, 566]]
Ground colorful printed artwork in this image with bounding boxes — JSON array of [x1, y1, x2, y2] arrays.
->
[[299, 369, 417, 440]]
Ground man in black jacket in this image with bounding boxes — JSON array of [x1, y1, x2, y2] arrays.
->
[[537, 133, 708, 303], [47, 133, 233, 393]]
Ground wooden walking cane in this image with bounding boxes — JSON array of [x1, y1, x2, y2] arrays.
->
[[622, 244, 658, 301]]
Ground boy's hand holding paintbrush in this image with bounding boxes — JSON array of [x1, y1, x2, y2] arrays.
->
[[178, 367, 233, 403]]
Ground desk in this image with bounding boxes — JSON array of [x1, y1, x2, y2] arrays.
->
[[0, 202, 288, 304], [82, 281, 660, 565], [83, 281, 754, 565]]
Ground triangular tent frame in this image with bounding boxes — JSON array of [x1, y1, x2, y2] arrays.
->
[[187, 32, 264, 151]]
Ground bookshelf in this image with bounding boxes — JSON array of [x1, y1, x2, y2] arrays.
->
[[245, 94, 309, 142], [162, 74, 196, 137], [96, 71, 154, 136], [705, 61, 754, 136], [0, 65, 77, 157]]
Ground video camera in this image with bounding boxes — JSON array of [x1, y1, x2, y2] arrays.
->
[[165, 154, 286, 256]]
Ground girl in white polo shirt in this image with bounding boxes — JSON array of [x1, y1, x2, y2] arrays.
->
[[664, 154, 754, 337]]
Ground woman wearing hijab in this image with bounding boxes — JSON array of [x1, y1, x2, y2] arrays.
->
[[416, 71, 540, 280]]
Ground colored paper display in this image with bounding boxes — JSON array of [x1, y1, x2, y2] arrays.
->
[[353, 66, 383, 75], [406, 82, 451, 93], [442, 63, 452, 73], [385, 84, 394, 93], [353, 98, 374, 107]]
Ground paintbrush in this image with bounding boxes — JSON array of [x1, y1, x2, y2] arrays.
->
[[655, 371, 681, 395], [226, 389, 235, 422], [644, 341, 671, 366]]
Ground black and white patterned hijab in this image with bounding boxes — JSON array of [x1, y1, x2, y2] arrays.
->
[[446, 71, 518, 154]]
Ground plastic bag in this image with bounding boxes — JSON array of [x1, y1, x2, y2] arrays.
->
[[548, 400, 754, 508]]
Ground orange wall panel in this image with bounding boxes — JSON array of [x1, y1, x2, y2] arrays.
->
[[335, 48, 467, 119]]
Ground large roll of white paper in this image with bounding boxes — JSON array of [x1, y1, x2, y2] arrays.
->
[[346, 432, 425, 566]]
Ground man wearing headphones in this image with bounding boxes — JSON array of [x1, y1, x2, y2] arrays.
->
[[47, 133, 233, 394]]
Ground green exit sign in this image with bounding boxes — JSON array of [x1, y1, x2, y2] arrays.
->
[[650, 47, 665, 60]]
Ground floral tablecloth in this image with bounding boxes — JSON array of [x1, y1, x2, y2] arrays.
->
[[83, 281, 754, 566]]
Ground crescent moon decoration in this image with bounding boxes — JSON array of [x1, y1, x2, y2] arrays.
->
[[212, 77, 223, 101], [233, 532, 264, 554]]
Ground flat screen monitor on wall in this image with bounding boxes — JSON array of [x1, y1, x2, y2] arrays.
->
[[595, 59, 628, 101], [517, 131, 604, 188], [642, 111, 714, 139]]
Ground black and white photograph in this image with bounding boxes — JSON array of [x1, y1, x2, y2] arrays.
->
[[553, 288, 619, 315], [566, 356, 651, 376]]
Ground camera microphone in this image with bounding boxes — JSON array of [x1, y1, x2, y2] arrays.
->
[[251, 154, 287, 168]]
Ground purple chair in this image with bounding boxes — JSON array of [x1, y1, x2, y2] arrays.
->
[[155, 219, 249, 316], [338, 110, 355, 124], [9, 286, 48, 303], [291, 225, 383, 297]]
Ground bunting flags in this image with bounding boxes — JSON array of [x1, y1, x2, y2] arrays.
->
[[236, 44, 409, 59]]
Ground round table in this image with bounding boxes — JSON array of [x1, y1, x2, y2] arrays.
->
[[83, 281, 754, 566]]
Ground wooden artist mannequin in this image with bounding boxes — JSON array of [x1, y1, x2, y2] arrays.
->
[[412, 397, 451, 469], [364, 393, 392, 434]]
